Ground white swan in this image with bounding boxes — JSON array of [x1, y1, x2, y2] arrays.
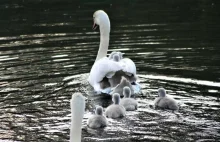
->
[[70, 93, 85, 142], [105, 93, 126, 118], [120, 86, 138, 111], [154, 88, 179, 110], [88, 10, 139, 94], [87, 106, 108, 129]]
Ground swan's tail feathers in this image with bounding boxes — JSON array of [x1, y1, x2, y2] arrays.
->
[[70, 93, 85, 142]]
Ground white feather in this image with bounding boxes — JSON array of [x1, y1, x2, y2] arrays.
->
[[119, 58, 137, 76], [88, 57, 123, 92]]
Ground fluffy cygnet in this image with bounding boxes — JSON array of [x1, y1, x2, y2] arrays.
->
[[154, 88, 179, 110], [120, 86, 138, 111], [87, 106, 107, 128], [105, 93, 126, 118]]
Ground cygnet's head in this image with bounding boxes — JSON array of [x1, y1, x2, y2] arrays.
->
[[113, 54, 120, 62], [112, 93, 120, 104], [123, 86, 131, 98], [109, 52, 124, 60], [95, 106, 103, 115], [118, 52, 124, 60], [93, 10, 110, 34], [158, 88, 166, 97], [120, 76, 128, 84], [109, 51, 116, 59]]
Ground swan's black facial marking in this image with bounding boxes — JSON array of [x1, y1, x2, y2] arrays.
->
[[131, 82, 136, 85], [92, 15, 98, 30], [92, 23, 98, 30]]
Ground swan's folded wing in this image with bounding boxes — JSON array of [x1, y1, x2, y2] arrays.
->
[[88, 57, 123, 89], [120, 58, 136, 76]]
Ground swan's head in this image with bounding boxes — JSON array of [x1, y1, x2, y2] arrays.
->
[[93, 10, 110, 34], [158, 88, 166, 97], [113, 54, 120, 62], [112, 93, 120, 104], [95, 106, 103, 115], [123, 86, 131, 98], [109, 51, 116, 59]]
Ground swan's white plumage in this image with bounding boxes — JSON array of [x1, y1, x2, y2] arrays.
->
[[70, 93, 85, 142], [88, 56, 138, 93], [88, 57, 123, 92], [120, 58, 136, 76], [88, 10, 139, 94]]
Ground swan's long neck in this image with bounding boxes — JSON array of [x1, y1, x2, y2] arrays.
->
[[95, 18, 110, 61], [70, 93, 85, 142]]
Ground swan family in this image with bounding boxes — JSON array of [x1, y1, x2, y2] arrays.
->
[[69, 10, 179, 142], [88, 10, 141, 95]]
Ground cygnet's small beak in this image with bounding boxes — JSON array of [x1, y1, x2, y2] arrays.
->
[[92, 22, 98, 30]]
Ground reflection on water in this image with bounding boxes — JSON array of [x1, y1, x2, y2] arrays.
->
[[0, 0, 220, 142]]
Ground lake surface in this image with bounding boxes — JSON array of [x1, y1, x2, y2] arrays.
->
[[0, 0, 220, 141]]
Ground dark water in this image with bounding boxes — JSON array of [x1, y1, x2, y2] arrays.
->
[[0, 0, 220, 141]]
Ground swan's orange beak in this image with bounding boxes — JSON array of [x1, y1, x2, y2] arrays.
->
[[92, 22, 98, 30]]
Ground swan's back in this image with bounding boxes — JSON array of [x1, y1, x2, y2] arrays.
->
[[154, 96, 179, 110], [120, 98, 138, 111], [120, 58, 136, 75], [87, 106, 107, 129], [88, 57, 122, 91], [87, 115, 107, 128], [105, 104, 126, 118], [70, 93, 85, 142]]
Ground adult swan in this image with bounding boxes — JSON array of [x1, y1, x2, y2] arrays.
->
[[88, 10, 140, 94]]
